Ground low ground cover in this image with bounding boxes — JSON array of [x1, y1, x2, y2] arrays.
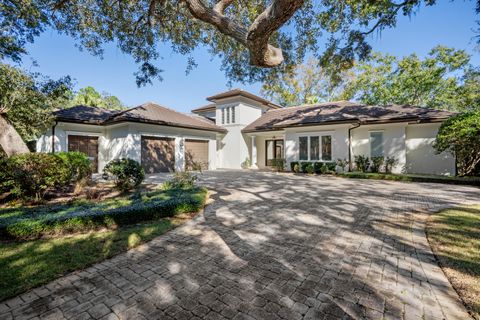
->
[[0, 187, 207, 240], [427, 205, 480, 319]]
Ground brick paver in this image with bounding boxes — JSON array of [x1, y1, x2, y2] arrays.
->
[[1, 171, 479, 320]]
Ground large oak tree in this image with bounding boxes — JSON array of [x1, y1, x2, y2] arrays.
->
[[2, 0, 478, 86]]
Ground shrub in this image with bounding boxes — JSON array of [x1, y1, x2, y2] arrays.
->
[[162, 171, 198, 190], [290, 161, 299, 172], [336, 158, 349, 172], [55, 152, 92, 184], [0, 155, 13, 193], [8, 153, 68, 200], [385, 157, 397, 174], [241, 158, 251, 169], [293, 164, 300, 173], [103, 158, 145, 191], [271, 158, 285, 172], [370, 156, 384, 173], [314, 162, 323, 174], [325, 161, 336, 172], [305, 163, 314, 174], [354, 155, 370, 172], [0, 187, 208, 240], [300, 162, 311, 173]]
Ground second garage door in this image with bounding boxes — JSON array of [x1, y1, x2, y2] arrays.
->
[[185, 139, 209, 170], [141, 136, 175, 173]]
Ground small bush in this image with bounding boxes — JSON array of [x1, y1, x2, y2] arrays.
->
[[0, 156, 13, 193], [354, 155, 370, 172], [305, 163, 314, 174], [370, 156, 384, 173], [8, 153, 68, 200], [56, 152, 92, 184], [271, 158, 285, 172], [290, 161, 299, 172], [162, 171, 198, 190], [385, 157, 397, 173], [103, 158, 145, 192], [300, 162, 311, 173], [293, 164, 300, 173], [314, 162, 323, 174], [336, 158, 349, 172]]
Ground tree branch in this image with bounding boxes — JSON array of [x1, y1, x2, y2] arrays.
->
[[213, 0, 235, 14]]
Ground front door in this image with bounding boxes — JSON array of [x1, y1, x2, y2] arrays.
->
[[265, 139, 284, 166]]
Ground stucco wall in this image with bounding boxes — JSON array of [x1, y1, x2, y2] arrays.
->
[[405, 123, 455, 175], [283, 124, 349, 170], [351, 123, 406, 174]]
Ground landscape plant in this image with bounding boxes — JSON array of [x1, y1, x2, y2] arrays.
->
[[55, 152, 92, 184], [354, 155, 370, 172], [434, 111, 480, 176], [271, 158, 285, 172], [385, 157, 397, 174], [336, 158, 349, 172], [370, 156, 385, 173], [103, 158, 145, 191], [305, 163, 315, 174], [162, 171, 198, 190]]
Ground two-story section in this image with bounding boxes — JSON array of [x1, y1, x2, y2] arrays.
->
[[191, 89, 281, 169]]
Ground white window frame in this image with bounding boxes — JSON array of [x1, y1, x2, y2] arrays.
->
[[369, 130, 384, 158], [221, 108, 225, 124], [231, 106, 235, 123], [226, 107, 230, 124], [297, 132, 334, 162]]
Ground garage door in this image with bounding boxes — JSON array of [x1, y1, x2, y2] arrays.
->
[[185, 139, 209, 170], [68, 135, 99, 172], [141, 136, 175, 173]]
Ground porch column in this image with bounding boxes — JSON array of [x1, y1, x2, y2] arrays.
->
[[251, 135, 258, 169]]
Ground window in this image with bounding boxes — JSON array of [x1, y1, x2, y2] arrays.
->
[[232, 107, 235, 123], [226, 107, 230, 124], [221, 108, 225, 124], [370, 132, 384, 157], [310, 137, 319, 160], [298, 134, 333, 161], [321, 136, 332, 160], [299, 137, 308, 160]]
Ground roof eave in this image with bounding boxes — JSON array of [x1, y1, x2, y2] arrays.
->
[[106, 118, 227, 133]]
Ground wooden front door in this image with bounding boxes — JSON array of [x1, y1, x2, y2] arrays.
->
[[185, 139, 209, 170], [67, 135, 99, 172], [141, 136, 175, 173]]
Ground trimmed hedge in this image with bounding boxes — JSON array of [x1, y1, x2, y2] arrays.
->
[[0, 187, 208, 240], [290, 161, 336, 174], [337, 172, 480, 186]]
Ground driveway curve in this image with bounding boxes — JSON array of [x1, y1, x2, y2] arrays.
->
[[1, 171, 479, 320]]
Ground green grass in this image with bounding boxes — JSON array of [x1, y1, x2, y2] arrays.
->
[[0, 187, 208, 240], [427, 205, 480, 319], [337, 172, 480, 186], [0, 217, 189, 301]]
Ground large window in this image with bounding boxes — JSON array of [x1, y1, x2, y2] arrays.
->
[[299, 137, 308, 160], [321, 136, 332, 161], [370, 131, 384, 157], [232, 107, 235, 123], [221, 108, 225, 124], [298, 134, 332, 161], [310, 137, 319, 160], [226, 107, 230, 124], [265, 139, 284, 166]]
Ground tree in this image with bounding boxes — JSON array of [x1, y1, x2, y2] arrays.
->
[[2, 0, 478, 85], [434, 111, 480, 176], [261, 58, 349, 106], [340, 46, 480, 111], [69, 86, 126, 110], [0, 63, 72, 156]]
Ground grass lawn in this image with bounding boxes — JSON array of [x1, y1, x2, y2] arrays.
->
[[337, 172, 480, 186], [427, 205, 480, 319], [0, 215, 191, 301]]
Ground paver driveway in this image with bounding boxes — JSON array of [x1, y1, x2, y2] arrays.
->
[[1, 171, 479, 320]]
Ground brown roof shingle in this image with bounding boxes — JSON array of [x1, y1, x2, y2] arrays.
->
[[242, 101, 454, 133], [206, 89, 282, 109], [55, 103, 226, 133]]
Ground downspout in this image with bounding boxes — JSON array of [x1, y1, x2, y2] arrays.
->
[[51, 121, 58, 153], [348, 121, 361, 172]]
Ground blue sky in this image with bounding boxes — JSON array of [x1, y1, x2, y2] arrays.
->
[[13, 0, 480, 112]]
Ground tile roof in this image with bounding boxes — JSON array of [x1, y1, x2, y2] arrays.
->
[[206, 89, 282, 109], [242, 101, 454, 133], [55, 103, 227, 133], [191, 103, 216, 113]]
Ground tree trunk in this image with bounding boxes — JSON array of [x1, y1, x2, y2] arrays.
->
[[0, 114, 30, 156]]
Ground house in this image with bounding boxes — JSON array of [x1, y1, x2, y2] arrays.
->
[[37, 89, 456, 175]]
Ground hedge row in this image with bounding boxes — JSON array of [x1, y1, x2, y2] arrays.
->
[[0, 187, 207, 240], [290, 161, 336, 174], [337, 172, 480, 186]]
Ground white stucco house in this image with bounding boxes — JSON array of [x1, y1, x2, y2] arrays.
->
[[37, 89, 456, 175]]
